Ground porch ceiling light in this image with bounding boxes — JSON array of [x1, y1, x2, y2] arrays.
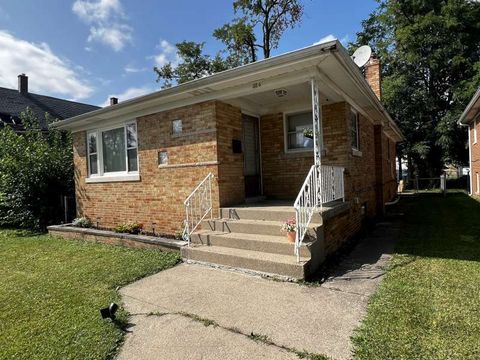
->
[[274, 88, 288, 98]]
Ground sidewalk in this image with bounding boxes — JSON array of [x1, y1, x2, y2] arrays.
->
[[117, 221, 399, 360]]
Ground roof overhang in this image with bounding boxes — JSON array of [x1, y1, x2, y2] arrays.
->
[[459, 87, 480, 126], [52, 40, 403, 142]]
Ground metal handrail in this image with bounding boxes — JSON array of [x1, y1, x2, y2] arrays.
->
[[182, 173, 214, 245], [294, 165, 345, 261]]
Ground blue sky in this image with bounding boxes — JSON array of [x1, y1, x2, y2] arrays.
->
[[0, 0, 377, 106]]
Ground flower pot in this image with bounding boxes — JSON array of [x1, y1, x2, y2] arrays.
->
[[287, 231, 296, 243]]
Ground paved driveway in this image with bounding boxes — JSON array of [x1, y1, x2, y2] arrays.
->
[[118, 222, 397, 360]]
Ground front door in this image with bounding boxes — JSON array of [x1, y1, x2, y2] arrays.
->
[[243, 114, 261, 198]]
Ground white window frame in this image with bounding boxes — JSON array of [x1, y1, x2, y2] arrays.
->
[[473, 119, 478, 145], [86, 120, 139, 183], [172, 119, 183, 135], [283, 109, 314, 154], [351, 108, 360, 151]]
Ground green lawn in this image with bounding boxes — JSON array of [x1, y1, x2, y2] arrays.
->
[[0, 230, 180, 360], [353, 193, 480, 359]]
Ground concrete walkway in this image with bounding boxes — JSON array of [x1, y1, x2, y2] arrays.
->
[[118, 222, 399, 360]]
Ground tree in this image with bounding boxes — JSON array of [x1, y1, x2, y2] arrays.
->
[[155, 1, 305, 87], [352, 0, 480, 177], [214, 0, 304, 60], [0, 109, 73, 230], [154, 41, 241, 88]]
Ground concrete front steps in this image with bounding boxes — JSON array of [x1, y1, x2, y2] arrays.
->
[[181, 202, 323, 280]]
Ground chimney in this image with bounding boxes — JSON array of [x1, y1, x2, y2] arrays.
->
[[110, 97, 118, 106], [18, 74, 28, 94], [364, 55, 381, 100]]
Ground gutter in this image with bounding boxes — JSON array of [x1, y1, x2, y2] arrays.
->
[[52, 40, 338, 130], [458, 87, 480, 125], [459, 120, 473, 195]]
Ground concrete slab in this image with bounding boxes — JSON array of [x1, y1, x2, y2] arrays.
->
[[117, 313, 297, 360], [118, 220, 398, 360], [120, 264, 366, 360]]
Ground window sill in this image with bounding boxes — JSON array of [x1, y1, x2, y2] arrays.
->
[[352, 149, 363, 157], [85, 174, 140, 183]]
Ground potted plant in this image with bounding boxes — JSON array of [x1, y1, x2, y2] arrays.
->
[[303, 128, 314, 148], [281, 218, 297, 243]]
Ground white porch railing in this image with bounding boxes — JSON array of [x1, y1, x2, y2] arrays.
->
[[182, 173, 214, 245], [294, 165, 345, 261]]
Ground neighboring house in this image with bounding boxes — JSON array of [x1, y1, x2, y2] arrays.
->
[[459, 87, 480, 196], [53, 40, 403, 279], [0, 74, 99, 130]]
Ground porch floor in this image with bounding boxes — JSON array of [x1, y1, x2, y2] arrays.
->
[[226, 199, 346, 213]]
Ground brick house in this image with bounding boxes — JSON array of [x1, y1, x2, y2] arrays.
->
[[459, 87, 480, 196], [53, 40, 403, 279]]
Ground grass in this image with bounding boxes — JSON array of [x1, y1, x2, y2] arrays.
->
[[352, 193, 480, 359], [0, 229, 180, 360]]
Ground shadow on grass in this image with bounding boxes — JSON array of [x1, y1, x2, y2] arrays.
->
[[393, 192, 480, 262], [305, 191, 480, 284]]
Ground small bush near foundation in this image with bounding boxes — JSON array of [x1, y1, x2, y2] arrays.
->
[[113, 222, 143, 235], [72, 217, 92, 228]]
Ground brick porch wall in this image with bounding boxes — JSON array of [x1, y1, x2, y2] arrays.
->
[[216, 101, 245, 206], [73, 101, 221, 235], [259, 102, 349, 200], [259, 101, 382, 254]]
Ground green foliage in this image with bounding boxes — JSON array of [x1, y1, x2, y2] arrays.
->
[[155, 1, 304, 87], [154, 41, 238, 88], [213, 18, 258, 63], [216, 0, 304, 59], [113, 221, 143, 234], [0, 108, 73, 230], [352, 194, 480, 359], [0, 229, 180, 360], [72, 217, 93, 228], [351, 0, 480, 176]]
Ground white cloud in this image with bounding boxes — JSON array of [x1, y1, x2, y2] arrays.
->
[[72, 0, 132, 51], [314, 34, 337, 45], [124, 65, 148, 73], [0, 30, 93, 100], [151, 39, 179, 68], [100, 86, 154, 107]]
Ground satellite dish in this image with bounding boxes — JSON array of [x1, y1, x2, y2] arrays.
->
[[351, 45, 372, 68]]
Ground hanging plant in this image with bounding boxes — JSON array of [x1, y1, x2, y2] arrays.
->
[[303, 128, 313, 139]]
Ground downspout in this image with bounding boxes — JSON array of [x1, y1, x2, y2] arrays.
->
[[459, 122, 473, 195]]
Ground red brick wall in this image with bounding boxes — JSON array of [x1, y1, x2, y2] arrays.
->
[[260, 112, 314, 199], [74, 101, 220, 234], [323, 206, 362, 255], [216, 101, 245, 206], [374, 125, 398, 214], [470, 120, 480, 195], [383, 134, 397, 202], [365, 57, 382, 100], [259, 103, 349, 199], [345, 110, 377, 219]]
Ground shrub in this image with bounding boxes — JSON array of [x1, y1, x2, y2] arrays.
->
[[113, 222, 143, 235], [72, 217, 92, 228], [0, 109, 73, 230]]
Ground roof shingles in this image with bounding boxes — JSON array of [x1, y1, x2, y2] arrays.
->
[[0, 86, 99, 129]]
